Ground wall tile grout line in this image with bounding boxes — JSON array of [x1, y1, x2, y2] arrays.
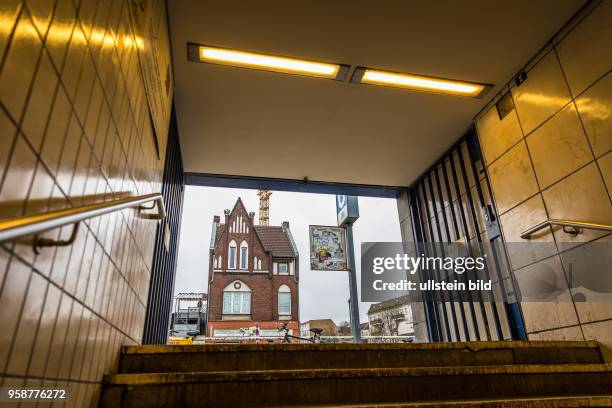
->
[[2, 248, 141, 349], [2, 372, 103, 386], [471, 0, 602, 125], [0, 3, 64, 382], [0, 1, 26, 195], [473, 1, 612, 341], [0, 0, 172, 402], [550, 44, 609, 339], [559, 80, 612, 203]]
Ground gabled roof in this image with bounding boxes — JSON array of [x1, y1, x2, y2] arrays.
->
[[254, 226, 297, 258], [367, 295, 411, 314], [213, 224, 297, 258], [214, 224, 224, 246]]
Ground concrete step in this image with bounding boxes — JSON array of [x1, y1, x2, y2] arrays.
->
[[118, 341, 604, 373], [289, 396, 612, 407], [100, 364, 612, 407]]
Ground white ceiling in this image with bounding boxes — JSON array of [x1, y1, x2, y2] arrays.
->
[[168, 0, 584, 187]]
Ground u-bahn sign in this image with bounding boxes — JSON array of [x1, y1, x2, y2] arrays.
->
[[336, 195, 359, 226], [309, 225, 347, 271]]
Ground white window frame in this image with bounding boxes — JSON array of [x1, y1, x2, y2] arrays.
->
[[278, 284, 291, 315], [222, 281, 251, 315], [223, 291, 251, 314], [228, 240, 237, 269], [239, 240, 248, 269]]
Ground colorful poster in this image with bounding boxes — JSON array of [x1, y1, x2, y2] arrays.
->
[[309, 225, 347, 271]]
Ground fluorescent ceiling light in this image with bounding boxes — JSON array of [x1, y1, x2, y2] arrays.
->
[[188, 43, 348, 80], [353, 67, 488, 97]]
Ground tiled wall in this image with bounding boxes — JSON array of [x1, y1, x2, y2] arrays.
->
[[475, 1, 612, 355], [396, 190, 431, 342], [0, 0, 170, 406]]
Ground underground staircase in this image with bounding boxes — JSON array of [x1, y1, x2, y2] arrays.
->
[[100, 341, 612, 407]]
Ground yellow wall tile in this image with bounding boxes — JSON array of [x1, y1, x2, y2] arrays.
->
[[500, 194, 557, 270], [0, 1, 22, 60], [575, 71, 612, 158], [488, 141, 539, 214], [511, 50, 572, 135], [598, 150, 612, 195], [513, 255, 579, 332], [26, 0, 54, 39], [556, 0, 612, 97], [476, 103, 523, 165], [528, 325, 584, 340], [526, 103, 593, 189], [0, 1, 171, 404], [0, 10, 42, 120], [542, 162, 612, 243], [582, 319, 612, 362]]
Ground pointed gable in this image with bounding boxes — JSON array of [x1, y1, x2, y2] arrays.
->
[[212, 197, 297, 259], [226, 197, 253, 235]]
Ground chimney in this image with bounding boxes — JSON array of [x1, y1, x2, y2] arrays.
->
[[282, 221, 289, 230]]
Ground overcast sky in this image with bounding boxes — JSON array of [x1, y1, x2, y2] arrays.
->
[[174, 186, 401, 324]]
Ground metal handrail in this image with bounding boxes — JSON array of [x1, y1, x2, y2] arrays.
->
[[0, 193, 165, 246], [521, 219, 612, 239]]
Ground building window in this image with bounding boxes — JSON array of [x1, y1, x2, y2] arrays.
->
[[223, 292, 251, 314], [228, 240, 237, 269], [278, 262, 288, 274], [223, 281, 251, 314], [278, 284, 291, 315], [239, 240, 248, 269]]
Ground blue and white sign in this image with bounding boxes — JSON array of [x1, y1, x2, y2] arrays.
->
[[336, 195, 360, 226]]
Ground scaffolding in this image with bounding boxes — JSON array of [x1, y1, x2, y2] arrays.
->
[[170, 292, 207, 338], [257, 189, 272, 225]]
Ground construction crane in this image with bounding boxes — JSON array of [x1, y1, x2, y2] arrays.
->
[[257, 189, 272, 225]]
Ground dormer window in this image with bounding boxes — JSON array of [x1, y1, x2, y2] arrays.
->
[[278, 262, 288, 274]]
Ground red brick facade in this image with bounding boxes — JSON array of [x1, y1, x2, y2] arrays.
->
[[207, 198, 299, 336]]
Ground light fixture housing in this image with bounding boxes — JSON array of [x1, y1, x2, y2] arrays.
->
[[188, 43, 349, 81], [351, 67, 491, 98]]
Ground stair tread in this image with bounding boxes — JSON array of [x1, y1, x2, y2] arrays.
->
[[122, 340, 600, 354], [288, 395, 612, 407], [106, 363, 612, 385]]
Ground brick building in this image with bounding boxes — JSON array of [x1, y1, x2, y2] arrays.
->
[[367, 295, 413, 336], [207, 198, 299, 337], [300, 319, 338, 337]]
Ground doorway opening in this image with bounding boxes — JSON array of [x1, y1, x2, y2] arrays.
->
[[172, 185, 408, 344]]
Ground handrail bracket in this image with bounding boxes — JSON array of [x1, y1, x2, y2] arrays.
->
[[33, 222, 80, 254], [562, 225, 579, 236], [138, 198, 166, 220]]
